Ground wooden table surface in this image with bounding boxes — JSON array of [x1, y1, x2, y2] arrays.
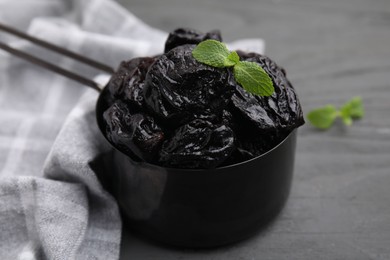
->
[[118, 0, 390, 259]]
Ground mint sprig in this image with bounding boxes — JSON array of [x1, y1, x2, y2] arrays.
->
[[307, 96, 364, 130], [192, 40, 274, 97], [234, 61, 274, 97], [339, 96, 364, 125], [192, 39, 231, 68]]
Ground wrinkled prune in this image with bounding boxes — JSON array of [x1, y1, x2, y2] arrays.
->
[[103, 101, 164, 162], [158, 120, 235, 169], [231, 87, 277, 132], [101, 28, 304, 169], [231, 52, 304, 133], [236, 130, 288, 159], [143, 44, 235, 127], [165, 28, 222, 53], [106, 57, 157, 111]]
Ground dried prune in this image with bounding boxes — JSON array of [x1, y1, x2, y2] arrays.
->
[[231, 87, 277, 132], [103, 101, 164, 162], [230, 52, 304, 134], [106, 57, 157, 111], [164, 28, 222, 53], [101, 28, 304, 169], [158, 120, 235, 169], [143, 44, 235, 127], [237, 130, 288, 158]]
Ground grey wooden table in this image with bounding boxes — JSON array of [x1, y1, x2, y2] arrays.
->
[[118, 0, 390, 259]]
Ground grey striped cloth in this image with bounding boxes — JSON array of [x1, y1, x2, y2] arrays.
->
[[0, 0, 264, 259], [0, 0, 166, 259]]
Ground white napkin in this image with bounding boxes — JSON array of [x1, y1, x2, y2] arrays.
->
[[0, 0, 264, 259]]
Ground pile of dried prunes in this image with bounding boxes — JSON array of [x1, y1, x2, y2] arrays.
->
[[102, 28, 304, 169]]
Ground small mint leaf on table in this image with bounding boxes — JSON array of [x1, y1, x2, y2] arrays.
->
[[340, 113, 353, 126], [192, 39, 231, 68], [340, 96, 364, 126], [340, 96, 364, 119], [307, 96, 364, 129], [234, 61, 274, 97], [307, 105, 339, 130]]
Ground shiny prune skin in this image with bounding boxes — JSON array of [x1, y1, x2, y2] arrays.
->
[[231, 51, 305, 133], [231, 87, 277, 132], [165, 28, 222, 53], [102, 28, 304, 169], [143, 44, 235, 127], [158, 119, 235, 169], [236, 130, 288, 159], [218, 106, 287, 166], [106, 57, 157, 111], [220, 52, 304, 166], [103, 101, 164, 162]]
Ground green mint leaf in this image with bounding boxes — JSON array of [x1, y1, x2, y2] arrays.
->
[[341, 114, 353, 126], [192, 40, 275, 97], [233, 61, 274, 96], [307, 105, 339, 129], [192, 39, 230, 68], [340, 96, 364, 119], [339, 96, 364, 126], [307, 97, 364, 129], [224, 51, 240, 67]]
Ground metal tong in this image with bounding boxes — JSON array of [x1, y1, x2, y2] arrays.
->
[[0, 22, 115, 92]]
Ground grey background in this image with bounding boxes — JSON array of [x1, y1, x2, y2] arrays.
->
[[118, 0, 390, 259]]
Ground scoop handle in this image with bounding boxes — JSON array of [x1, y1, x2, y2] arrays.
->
[[0, 41, 103, 92]]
